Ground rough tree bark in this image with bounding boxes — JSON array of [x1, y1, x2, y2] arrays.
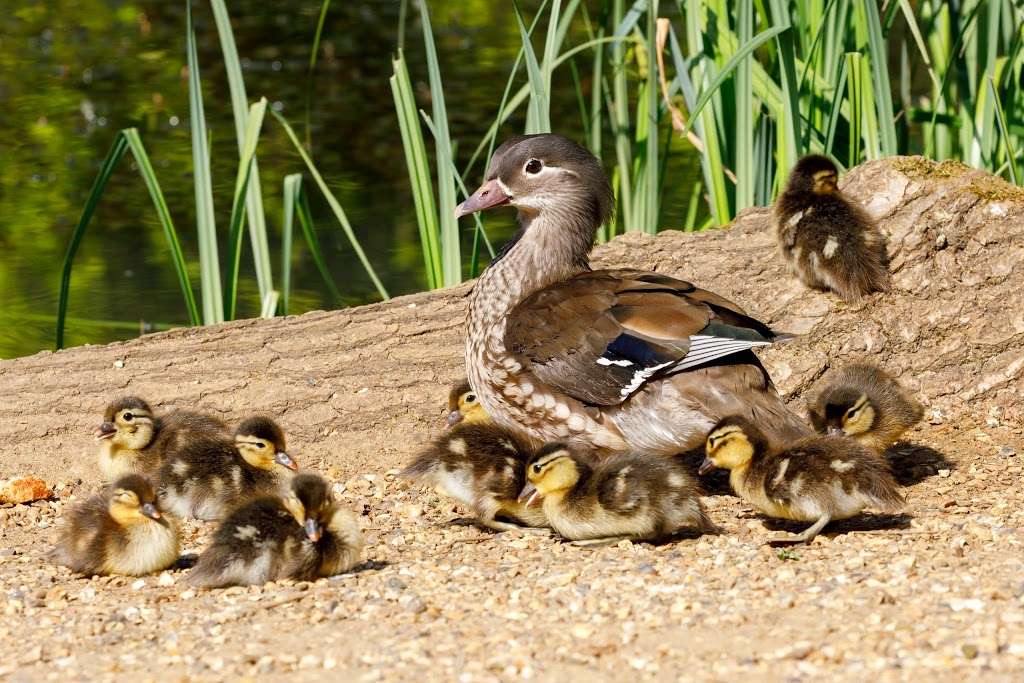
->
[[1, 156, 1021, 484]]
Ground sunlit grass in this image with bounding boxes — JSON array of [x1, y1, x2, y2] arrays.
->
[[59, 0, 1024, 351]]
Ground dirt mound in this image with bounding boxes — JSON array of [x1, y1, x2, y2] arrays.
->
[[0, 157, 1022, 680], [1, 156, 1020, 484]]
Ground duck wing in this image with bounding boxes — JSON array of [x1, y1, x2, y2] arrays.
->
[[505, 269, 786, 407]]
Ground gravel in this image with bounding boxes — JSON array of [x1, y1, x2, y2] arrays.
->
[[1, 421, 1022, 681]]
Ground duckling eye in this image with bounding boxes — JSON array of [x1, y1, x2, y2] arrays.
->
[[524, 158, 543, 175], [465, 394, 476, 404], [122, 412, 134, 421], [532, 464, 541, 474]]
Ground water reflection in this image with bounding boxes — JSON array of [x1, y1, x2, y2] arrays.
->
[[0, 0, 700, 359]]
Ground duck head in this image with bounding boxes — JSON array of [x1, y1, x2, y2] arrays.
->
[[785, 154, 839, 196], [809, 387, 877, 438], [701, 416, 768, 474], [445, 380, 489, 428], [107, 474, 164, 526], [518, 443, 583, 506], [95, 396, 156, 451], [234, 416, 297, 472], [282, 473, 335, 542], [455, 134, 613, 252]]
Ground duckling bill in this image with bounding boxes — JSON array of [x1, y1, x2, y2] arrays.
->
[[807, 363, 923, 453], [702, 416, 904, 545], [519, 444, 714, 544], [188, 473, 363, 587], [445, 379, 489, 428], [50, 474, 180, 576], [773, 155, 889, 301], [402, 423, 548, 532], [157, 416, 298, 521]]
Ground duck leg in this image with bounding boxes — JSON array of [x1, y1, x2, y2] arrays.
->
[[476, 517, 551, 535], [568, 536, 635, 548], [768, 514, 831, 546]]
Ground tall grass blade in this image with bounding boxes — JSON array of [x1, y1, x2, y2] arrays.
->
[[282, 176, 344, 308], [390, 51, 442, 289], [187, 0, 223, 324], [417, 0, 460, 286], [56, 135, 129, 350], [224, 98, 267, 320], [57, 130, 201, 348], [281, 174, 299, 315], [304, 0, 333, 149], [272, 109, 390, 300], [611, 0, 634, 231], [766, 0, 802, 174], [260, 291, 280, 319], [209, 0, 274, 303], [861, 0, 898, 156], [734, 0, 754, 212], [988, 75, 1019, 185], [514, 0, 551, 134]]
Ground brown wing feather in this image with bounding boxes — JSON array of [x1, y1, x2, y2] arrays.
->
[[506, 270, 777, 406]]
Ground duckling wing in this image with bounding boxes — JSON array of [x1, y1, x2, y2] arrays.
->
[[506, 269, 785, 406], [594, 457, 653, 514]]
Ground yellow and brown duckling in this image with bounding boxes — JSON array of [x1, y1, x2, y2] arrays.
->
[[518, 443, 714, 545], [401, 423, 548, 532], [445, 379, 489, 428], [50, 474, 179, 576], [187, 473, 363, 588], [773, 154, 889, 301], [701, 416, 904, 545], [807, 363, 923, 453], [156, 416, 298, 521], [94, 396, 228, 481]]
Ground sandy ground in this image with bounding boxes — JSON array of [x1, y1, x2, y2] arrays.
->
[[1, 420, 1022, 681], [1, 156, 1023, 680]]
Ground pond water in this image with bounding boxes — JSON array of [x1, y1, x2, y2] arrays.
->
[[0, 1, 700, 360]]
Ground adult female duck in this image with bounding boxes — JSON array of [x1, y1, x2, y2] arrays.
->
[[457, 134, 808, 456]]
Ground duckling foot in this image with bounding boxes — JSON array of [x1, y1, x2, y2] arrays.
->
[[766, 515, 831, 547], [568, 536, 633, 548], [479, 518, 551, 535]]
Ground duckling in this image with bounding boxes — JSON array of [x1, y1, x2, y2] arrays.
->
[[187, 473, 363, 587], [807, 363, 923, 453], [445, 379, 490, 428], [517, 444, 714, 545], [401, 423, 548, 532], [773, 154, 889, 301], [701, 416, 904, 545], [50, 474, 179, 576], [94, 396, 228, 480], [157, 416, 298, 521]]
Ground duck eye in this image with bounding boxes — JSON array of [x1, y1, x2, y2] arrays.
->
[[123, 412, 134, 421], [532, 464, 541, 473], [524, 158, 543, 174], [466, 394, 476, 403]]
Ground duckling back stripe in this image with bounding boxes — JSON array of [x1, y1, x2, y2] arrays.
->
[[675, 335, 772, 370]]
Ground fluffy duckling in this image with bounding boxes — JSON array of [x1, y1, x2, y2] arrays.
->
[[518, 444, 714, 545], [445, 379, 489, 428], [94, 396, 228, 480], [50, 474, 179, 576], [401, 423, 548, 531], [157, 416, 298, 521], [701, 416, 904, 545], [807, 363, 924, 453], [773, 154, 889, 301], [187, 473, 363, 588]]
